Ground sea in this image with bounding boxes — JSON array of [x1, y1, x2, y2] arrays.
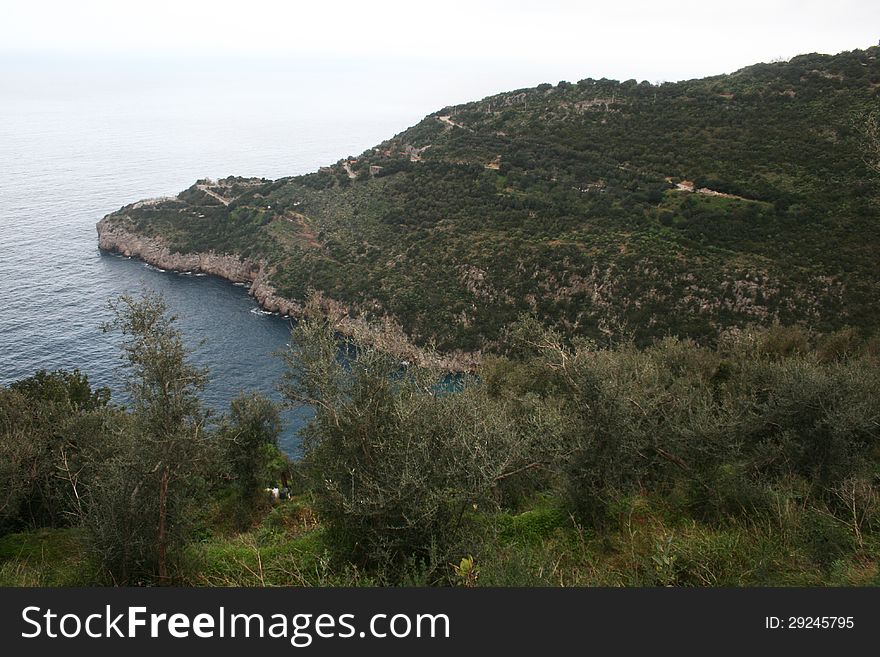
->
[[0, 59, 437, 454]]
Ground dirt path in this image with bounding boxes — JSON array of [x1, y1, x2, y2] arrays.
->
[[437, 115, 470, 131], [342, 162, 358, 179], [196, 184, 231, 206], [674, 179, 757, 202]]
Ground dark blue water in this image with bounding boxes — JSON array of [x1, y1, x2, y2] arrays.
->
[[99, 257, 306, 454], [0, 75, 424, 454]]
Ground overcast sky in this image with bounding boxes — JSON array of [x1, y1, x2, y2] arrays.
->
[[2, 0, 878, 111]]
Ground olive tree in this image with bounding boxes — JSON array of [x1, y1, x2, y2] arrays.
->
[[217, 392, 283, 526], [0, 370, 111, 532], [90, 292, 211, 583], [280, 313, 535, 581]]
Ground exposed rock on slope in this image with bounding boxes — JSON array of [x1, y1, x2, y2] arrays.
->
[[96, 215, 480, 371], [97, 217, 259, 283]]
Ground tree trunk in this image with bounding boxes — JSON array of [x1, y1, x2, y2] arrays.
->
[[157, 467, 169, 585]]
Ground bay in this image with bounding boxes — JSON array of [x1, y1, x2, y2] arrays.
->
[[0, 65, 425, 454]]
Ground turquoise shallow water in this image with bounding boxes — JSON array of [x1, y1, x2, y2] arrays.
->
[[0, 76, 420, 454]]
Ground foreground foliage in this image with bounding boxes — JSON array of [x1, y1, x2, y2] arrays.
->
[[277, 316, 880, 584], [2, 314, 879, 586], [0, 296, 880, 586], [0, 294, 285, 584]]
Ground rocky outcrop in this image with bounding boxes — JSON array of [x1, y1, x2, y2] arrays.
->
[[96, 215, 480, 372], [96, 217, 259, 283]]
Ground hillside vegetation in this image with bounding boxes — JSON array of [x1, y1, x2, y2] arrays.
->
[[2, 296, 879, 586], [7, 48, 878, 587], [102, 48, 880, 354]]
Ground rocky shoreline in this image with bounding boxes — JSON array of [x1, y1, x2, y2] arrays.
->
[[96, 217, 480, 372]]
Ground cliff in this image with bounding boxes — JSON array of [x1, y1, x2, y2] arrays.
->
[[96, 215, 481, 372]]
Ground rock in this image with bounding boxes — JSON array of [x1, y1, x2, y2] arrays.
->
[[96, 215, 480, 372]]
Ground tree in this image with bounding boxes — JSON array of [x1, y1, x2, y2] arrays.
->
[[218, 392, 282, 525], [91, 292, 210, 584], [0, 370, 111, 532], [279, 308, 536, 581]]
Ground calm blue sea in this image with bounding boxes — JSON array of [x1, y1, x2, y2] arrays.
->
[[0, 66, 426, 454]]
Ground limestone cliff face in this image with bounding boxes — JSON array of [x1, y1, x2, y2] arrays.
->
[[97, 217, 257, 281], [96, 216, 303, 315], [96, 216, 480, 371]]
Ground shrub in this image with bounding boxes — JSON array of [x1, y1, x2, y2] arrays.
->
[[280, 312, 533, 580]]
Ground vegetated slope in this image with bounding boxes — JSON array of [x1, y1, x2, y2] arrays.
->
[[101, 47, 880, 353]]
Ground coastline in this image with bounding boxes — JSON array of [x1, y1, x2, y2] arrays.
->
[[96, 216, 481, 372]]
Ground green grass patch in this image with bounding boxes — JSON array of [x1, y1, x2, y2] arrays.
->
[[0, 528, 95, 586]]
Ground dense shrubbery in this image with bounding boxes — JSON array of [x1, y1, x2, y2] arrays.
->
[[279, 313, 546, 576], [496, 323, 880, 530], [2, 296, 879, 585], [0, 369, 112, 533], [273, 313, 880, 584]]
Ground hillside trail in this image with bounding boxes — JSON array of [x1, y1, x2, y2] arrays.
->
[[196, 184, 231, 206], [437, 115, 471, 131]]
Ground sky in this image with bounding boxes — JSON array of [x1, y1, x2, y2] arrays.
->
[[1, 0, 879, 114]]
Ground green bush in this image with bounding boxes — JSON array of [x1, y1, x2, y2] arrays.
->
[[281, 312, 536, 581]]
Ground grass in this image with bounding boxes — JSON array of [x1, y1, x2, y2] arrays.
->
[[0, 527, 94, 586], [3, 493, 878, 587], [473, 493, 880, 587], [178, 497, 376, 586]]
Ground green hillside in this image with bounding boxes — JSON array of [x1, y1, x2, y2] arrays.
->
[[9, 46, 876, 589], [102, 47, 880, 353]]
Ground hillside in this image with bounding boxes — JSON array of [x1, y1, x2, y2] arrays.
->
[[98, 47, 880, 356]]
